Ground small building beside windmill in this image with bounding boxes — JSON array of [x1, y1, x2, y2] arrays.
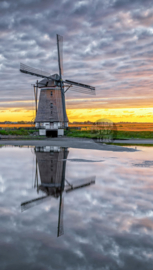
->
[[35, 75, 68, 137]]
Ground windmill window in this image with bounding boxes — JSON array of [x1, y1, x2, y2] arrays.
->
[[51, 91, 53, 96], [50, 103, 53, 108]]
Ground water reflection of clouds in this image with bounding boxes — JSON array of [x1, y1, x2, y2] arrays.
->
[[65, 147, 153, 268], [133, 160, 153, 168], [1, 146, 153, 269]]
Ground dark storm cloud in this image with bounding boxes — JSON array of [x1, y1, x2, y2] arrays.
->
[[1, 0, 153, 112]]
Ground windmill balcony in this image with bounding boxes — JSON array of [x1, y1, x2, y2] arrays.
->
[[35, 122, 64, 130], [35, 146, 60, 152], [35, 122, 65, 137]]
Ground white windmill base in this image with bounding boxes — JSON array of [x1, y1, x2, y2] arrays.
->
[[38, 129, 64, 136], [35, 122, 68, 137]]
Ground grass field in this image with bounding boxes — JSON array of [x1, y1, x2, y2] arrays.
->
[[0, 128, 36, 136], [65, 129, 153, 140], [67, 123, 153, 139]]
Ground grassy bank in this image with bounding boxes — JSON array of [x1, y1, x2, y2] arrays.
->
[[106, 143, 153, 146], [0, 128, 36, 136], [1, 128, 153, 140], [65, 129, 153, 139], [113, 130, 153, 139]]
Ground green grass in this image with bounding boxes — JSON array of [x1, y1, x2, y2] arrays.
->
[[0, 128, 36, 136], [1, 128, 153, 141], [65, 129, 95, 139], [65, 129, 153, 140], [115, 131, 153, 139]]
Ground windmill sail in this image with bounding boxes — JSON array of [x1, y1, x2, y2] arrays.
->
[[21, 195, 50, 211], [57, 34, 66, 125], [57, 148, 68, 236], [65, 79, 95, 95], [57, 34, 63, 76], [20, 63, 51, 79], [65, 176, 95, 192], [57, 192, 64, 237]]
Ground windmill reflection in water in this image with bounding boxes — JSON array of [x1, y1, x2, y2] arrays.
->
[[21, 146, 95, 237]]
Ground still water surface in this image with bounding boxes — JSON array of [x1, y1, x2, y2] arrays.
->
[[0, 145, 153, 270]]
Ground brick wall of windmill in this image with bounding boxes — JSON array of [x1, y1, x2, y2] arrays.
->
[[35, 87, 67, 125]]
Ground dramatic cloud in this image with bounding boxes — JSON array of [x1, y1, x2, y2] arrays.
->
[[1, 0, 153, 117]]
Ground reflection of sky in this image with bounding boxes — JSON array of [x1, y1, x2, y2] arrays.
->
[[1, 146, 153, 269]]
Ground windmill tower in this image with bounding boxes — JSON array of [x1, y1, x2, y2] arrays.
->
[[21, 146, 95, 237], [20, 35, 96, 137]]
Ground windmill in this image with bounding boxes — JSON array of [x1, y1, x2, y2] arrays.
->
[[20, 34, 96, 137], [21, 146, 95, 237]]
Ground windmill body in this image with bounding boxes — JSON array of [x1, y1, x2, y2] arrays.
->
[[35, 78, 68, 136], [20, 35, 95, 137]]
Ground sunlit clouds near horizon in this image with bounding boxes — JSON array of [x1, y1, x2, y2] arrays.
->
[[1, 0, 153, 122]]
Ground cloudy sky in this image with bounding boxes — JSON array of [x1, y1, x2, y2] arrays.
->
[[1, 0, 153, 122]]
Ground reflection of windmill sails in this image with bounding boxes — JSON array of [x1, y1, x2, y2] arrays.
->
[[21, 146, 95, 237]]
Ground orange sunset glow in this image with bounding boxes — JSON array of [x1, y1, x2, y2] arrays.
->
[[1, 107, 153, 123]]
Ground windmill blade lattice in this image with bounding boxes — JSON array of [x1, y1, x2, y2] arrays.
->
[[57, 34, 63, 76], [65, 79, 95, 95], [68, 85, 95, 95], [21, 195, 50, 212], [57, 34, 66, 125], [65, 176, 96, 192], [20, 63, 51, 79], [57, 192, 64, 237], [65, 176, 95, 192]]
